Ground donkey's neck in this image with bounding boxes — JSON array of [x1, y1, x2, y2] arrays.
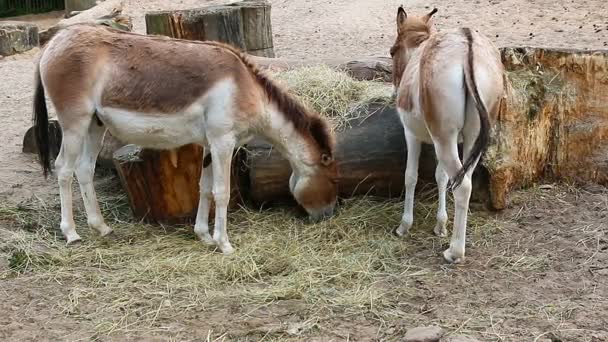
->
[[260, 104, 318, 176]]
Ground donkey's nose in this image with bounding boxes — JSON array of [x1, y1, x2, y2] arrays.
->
[[309, 205, 335, 223]]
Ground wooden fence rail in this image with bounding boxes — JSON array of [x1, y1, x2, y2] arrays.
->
[[0, 0, 64, 18]]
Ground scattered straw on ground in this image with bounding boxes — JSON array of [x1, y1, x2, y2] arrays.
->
[[0, 173, 504, 337]]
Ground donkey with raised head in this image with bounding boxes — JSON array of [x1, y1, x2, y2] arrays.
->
[[33, 24, 339, 255], [390, 7, 504, 263]]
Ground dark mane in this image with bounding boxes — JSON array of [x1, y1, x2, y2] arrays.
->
[[78, 24, 335, 156], [205, 41, 335, 157]]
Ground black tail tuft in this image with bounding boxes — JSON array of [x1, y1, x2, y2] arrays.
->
[[449, 28, 491, 191], [33, 66, 52, 178]]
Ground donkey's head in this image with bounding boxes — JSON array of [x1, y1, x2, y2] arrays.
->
[[288, 125, 339, 223], [390, 6, 438, 88]]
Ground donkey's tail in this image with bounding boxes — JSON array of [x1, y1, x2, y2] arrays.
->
[[33, 63, 52, 178], [448, 27, 491, 191]]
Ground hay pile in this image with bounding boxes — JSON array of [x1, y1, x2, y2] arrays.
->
[[272, 65, 394, 130]]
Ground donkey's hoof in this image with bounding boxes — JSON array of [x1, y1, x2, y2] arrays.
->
[[219, 242, 235, 255], [198, 233, 216, 246], [433, 223, 447, 237], [65, 233, 82, 246], [443, 248, 465, 264], [98, 225, 114, 237], [394, 222, 411, 237]]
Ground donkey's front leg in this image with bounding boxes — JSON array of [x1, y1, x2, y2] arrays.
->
[[209, 137, 236, 255], [395, 131, 421, 236], [193, 149, 215, 246]]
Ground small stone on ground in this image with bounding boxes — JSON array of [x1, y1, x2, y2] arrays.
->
[[445, 335, 481, 342], [403, 326, 444, 342]]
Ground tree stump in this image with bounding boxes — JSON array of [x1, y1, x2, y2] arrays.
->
[[112, 145, 245, 224], [0, 21, 38, 56], [145, 0, 275, 57]]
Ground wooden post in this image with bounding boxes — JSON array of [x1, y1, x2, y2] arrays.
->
[[145, 0, 275, 57]]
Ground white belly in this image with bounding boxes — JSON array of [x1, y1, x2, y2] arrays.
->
[[97, 107, 206, 149]]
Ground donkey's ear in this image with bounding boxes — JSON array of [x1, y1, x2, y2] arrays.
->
[[397, 5, 407, 27], [424, 8, 438, 22]]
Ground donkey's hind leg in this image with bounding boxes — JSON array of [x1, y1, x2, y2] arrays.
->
[[56, 120, 89, 244], [194, 148, 216, 245], [395, 131, 421, 236], [434, 161, 449, 237], [432, 133, 472, 264], [75, 119, 112, 237]]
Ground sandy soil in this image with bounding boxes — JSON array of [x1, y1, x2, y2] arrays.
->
[[0, 0, 607, 341]]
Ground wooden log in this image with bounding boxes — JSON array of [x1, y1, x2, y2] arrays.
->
[[39, 1, 132, 45], [112, 144, 245, 224], [238, 0, 274, 57], [246, 103, 491, 208], [64, 0, 97, 14], [145, 0, 275, 57], [486, 47, 608, 209], [0, 21, 38, 56]]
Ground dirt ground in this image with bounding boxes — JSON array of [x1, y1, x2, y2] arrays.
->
[[0, 0, 607, 341]]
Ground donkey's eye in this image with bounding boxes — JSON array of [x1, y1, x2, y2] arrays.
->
[[390, 46, 397, 57]]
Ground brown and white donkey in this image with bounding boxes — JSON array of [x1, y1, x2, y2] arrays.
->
[[390, 7, 505, 263], [33, 24, 339, 255]]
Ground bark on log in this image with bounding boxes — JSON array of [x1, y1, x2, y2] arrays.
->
[[112, 145, 245, 224], [39, 2, 132, 45], [0, 21, 38, 56], [487, 47, 608, 209], [145, 0, 275, 57], [246, 103, 490, 208]]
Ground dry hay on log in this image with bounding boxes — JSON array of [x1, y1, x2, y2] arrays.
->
[[271, 65, 394, 130]]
